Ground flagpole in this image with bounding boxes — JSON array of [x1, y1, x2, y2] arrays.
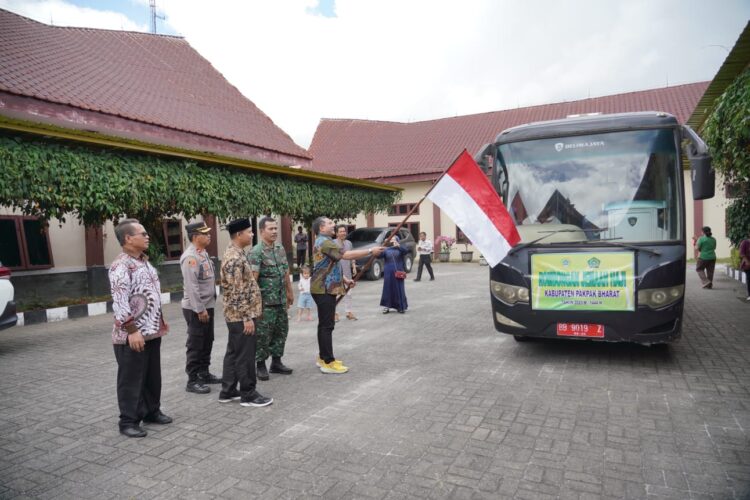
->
[[336, 149, 468, 303]]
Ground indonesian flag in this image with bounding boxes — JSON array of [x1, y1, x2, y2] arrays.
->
[[427, 150, 521, 267]]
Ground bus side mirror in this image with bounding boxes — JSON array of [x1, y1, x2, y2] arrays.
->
[[681, 125, 715, 200], [689, 154, 714, 200]]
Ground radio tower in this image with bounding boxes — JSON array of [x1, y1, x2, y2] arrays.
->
[[149, 0, 165, 34]]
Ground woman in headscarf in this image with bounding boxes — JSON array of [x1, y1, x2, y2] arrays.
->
[[380, 236, 409, 313]]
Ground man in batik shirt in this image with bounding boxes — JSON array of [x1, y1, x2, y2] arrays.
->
[[218, 218, 272, 408], [109, 219, 171, 438], [310, 216, 384, 374]]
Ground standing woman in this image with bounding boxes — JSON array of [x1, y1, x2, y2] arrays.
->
[[380, 236, 409, 313], [739, 231, 750, 301], [335, 225, 357, 321], [695, 226, 717, 289]]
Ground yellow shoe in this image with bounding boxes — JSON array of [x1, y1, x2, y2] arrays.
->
[[320, 360, 348, 374], [315, 356, 323, 367], [332, 359, 348, 370]]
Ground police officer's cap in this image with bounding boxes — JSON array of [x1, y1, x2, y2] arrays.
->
[[186, 221, 211, 236], [226, 218, 251, 234]]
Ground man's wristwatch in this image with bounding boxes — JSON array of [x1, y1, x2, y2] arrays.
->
[[367, 248, 373, 256]]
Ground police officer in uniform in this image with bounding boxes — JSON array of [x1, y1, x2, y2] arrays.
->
[[248, 216, 295, 380], [180, 221, 220, 394]]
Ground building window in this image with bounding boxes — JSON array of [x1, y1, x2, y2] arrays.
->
[[456, 228, 470, 245], [162, 219, 183, 260], [388, 203, 419, 216], [389, 222, 420, 241], [725, 182, 748, 199], [0, 216, 53, 270]]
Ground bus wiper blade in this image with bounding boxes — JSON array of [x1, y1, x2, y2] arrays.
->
[[507, 229, 581, 256], [593, 238, 661, 256]]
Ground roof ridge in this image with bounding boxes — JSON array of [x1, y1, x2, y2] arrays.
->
[[319, 118, 408, 125], [413, 81, 710, 125]]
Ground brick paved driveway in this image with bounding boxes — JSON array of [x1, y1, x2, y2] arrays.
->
[[1, 264, 748, 499]]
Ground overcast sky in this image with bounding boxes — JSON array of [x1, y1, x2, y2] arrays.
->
[[1, 0, 748, 148]]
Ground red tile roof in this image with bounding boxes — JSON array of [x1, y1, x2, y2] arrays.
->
[[0, 9, 309, 160], [309, 82, 709, 182]]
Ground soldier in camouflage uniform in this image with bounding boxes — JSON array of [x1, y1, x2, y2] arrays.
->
[[218, 218, 272, 407], [248, 216, 295, 380]]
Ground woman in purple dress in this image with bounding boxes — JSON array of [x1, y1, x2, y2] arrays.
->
[[380, 237, 409, 313]]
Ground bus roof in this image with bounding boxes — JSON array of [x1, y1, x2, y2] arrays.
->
[[494, 112, 680, 144]]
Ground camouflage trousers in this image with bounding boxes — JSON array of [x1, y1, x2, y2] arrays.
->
[[255, 305, 289, 361]]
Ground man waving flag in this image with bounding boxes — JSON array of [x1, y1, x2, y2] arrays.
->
[[427, 150, 521, 267]]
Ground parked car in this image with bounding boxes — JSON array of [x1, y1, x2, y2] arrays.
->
[[347, 227, 417, 280], [0, 261, 18, 331]]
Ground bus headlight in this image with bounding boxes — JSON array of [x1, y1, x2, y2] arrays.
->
[[490, 280, 530, 305], [638, 285, 684, 310]]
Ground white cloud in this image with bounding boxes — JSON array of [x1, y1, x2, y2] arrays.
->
[[1, 0, 747, 148], [0, 0, 147, 31]]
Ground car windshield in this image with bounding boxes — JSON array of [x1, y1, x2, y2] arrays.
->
[[496, 129, 681, 244], [347, 229, 384, 243]]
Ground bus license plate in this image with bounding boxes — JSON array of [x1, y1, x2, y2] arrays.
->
[[556, 322, 605, 338]]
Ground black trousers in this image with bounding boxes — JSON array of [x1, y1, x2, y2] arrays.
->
[[312, 293, 336, 363], [297, 249, 306, 267], [221, 321, 257, 398], [183, 308, 215, 380], [416, 254, 434, 280], [113, 337, 162, 429]]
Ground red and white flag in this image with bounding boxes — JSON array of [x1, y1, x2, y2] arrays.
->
[[427, 150, 521, 267]]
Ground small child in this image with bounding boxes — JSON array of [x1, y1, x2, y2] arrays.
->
[[297, 266, 314, 321]]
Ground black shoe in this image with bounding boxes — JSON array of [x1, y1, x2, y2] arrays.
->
[[143, 411, 173, 425], [218, 390, 241, 403], [398, 309, 405, 314], [413, 279, 421, 282], [429, 277, 434, 281], [197, 372, 222, 384], [382, 308, 390, 314], [240, 391, 273, 407], [269, 358, 293, 375], [186, 381, 211, 394], [256, 361, 269, 381], [120, 426, 147, 438]]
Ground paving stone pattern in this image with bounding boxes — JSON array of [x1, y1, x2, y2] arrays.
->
[[0, 264, 748, 499]]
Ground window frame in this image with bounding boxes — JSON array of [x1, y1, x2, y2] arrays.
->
[[0, 215, 54, 270], [388, 222, 420, 241], [456, 227, 470, 245], [388, 203, 419, 216], [162, 219, 184, 261]]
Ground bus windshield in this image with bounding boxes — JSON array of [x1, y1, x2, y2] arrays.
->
[[496, 129, 681, 244]]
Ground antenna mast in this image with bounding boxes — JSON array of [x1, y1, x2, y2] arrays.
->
[[149, 0, 165, 34]]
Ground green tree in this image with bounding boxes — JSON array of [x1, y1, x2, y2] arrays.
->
[[702, 67, 750, 245], [0, 134, 400, 255]]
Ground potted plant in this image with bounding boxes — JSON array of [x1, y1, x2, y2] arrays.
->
[[435, 235, 455, 262]]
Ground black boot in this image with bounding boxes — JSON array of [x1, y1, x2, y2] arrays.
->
[[186, 380, 210, 394], [256, 360, 269, 381], [269, 356, 293, 375], [197, 372, 222, 385]]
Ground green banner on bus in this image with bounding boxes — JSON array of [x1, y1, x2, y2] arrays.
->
[[530, 252, 635, 311]]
